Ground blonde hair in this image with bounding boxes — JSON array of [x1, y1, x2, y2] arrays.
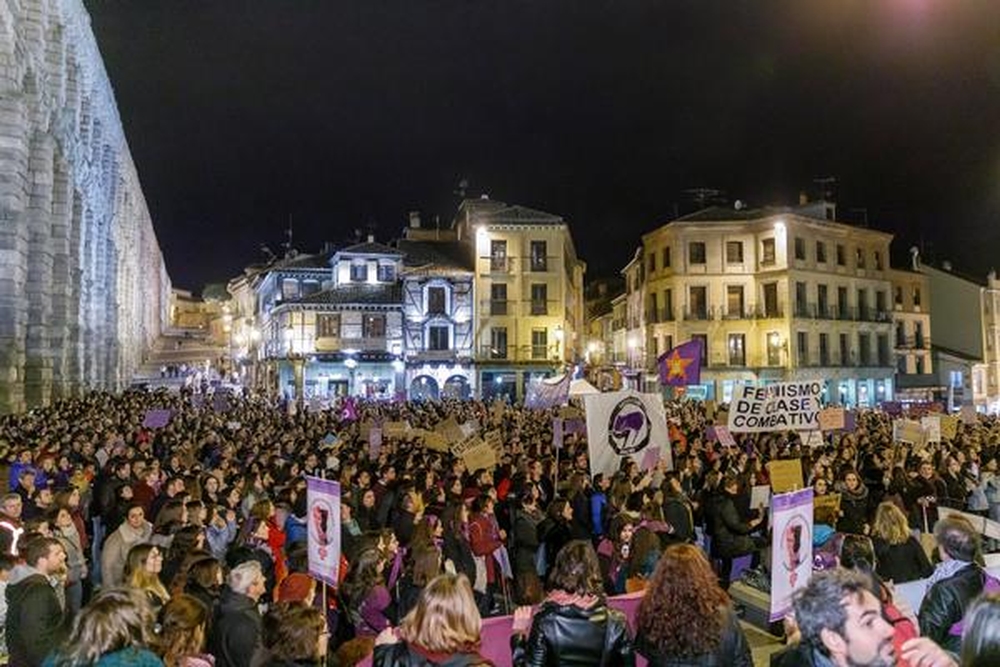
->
[[126, 543, 171, 603], [51, 587, 155, 666], [399, 574, 481, 653], [872, 502, 911, 546]]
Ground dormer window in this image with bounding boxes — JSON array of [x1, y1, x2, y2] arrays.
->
[[350, 262, 368, 282], [377, 263, 396, 282]]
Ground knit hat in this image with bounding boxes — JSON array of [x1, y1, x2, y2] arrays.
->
[[277, 573, 315, 603]]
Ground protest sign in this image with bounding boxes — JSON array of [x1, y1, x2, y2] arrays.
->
[[453, 437, 497, 472], [801, 431, 824, 448], [359, 420, 373, 442], [770, 489, 814, 621], [768, 459, 804, 493], [961, 405, 978, 424], [814, 493, 841, 518], [369, 427, 382, 458], [750, 484, 771, 512], [384, 421, 410, 438], [420, 430, 449, 453], [436, 417, 465, 445], [893, 419, 925, 446], [491, 400, 505, 425], [459, 419, 480, 439], [484, 430, 503, 453], [818, 407, 845, 432], [142, 409, 171, 429], [940, 415, 960, 441], [921, 415, 941, 443], [552, 418, 564, 450], [306, 476, 342, 585], [715, 425, 736, 448], [727, 381, 823, 433], [584, 390, 672, 476]]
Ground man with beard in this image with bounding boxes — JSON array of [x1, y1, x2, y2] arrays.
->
[[772, 568, 895, 667], [5, 536, 68, 666]]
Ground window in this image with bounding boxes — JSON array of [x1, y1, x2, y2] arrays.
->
[[662, 247, 671, 268], [797, 332, 809, 366], [428, 286, 447, 315], [767, 332, 782, 366], [362, 314, 385, 338], [916, 356, 925, 374], [531, 328, 548, 360], [894, 286, 903, 305], [377, 263, 395, 282], [530, 241, 547, 272], [428, 325, 449, 351], [840, 333, 850, 366], [857, 289, 868, 320], [898, 355, 908, 374], [350, 262, 368, 282], [490, 327, 507, 359], [836, 244, 846, 266], [915, 322, 925, 348], [664, 289, 673, 321], [490, 283, 507, 316], [878, 334, 890, 366], [302, 281, 321, 296], [692, 334, 708, 364], [726, 285, 744, 318], [490, 240, 507, 271], [876, 290, 886, 315], [648, 293, 659, 322], [647, 252, 656, 273], [689, 286, 708, 319], [316, 314, 340, 338], [818, 284, 829, 318], [896, 322, 906, 346], [688, 242, 706, 264], [281, 279, 300, 300], [530, 283, 548, 315], [819, 333, 829, 366], [761, 238, 776, 265], [875, 251, 883, 271], [913, 286, 922, 307], [728, 334, 746, 366], [859, 333, 871, 366], [794, 237, 806, 261], [726, 241, 743, 264], [856, 247, 866, 269], [763, 283, 779, 318], [795, 282, 808, 316], [838, 286, 848, 319], [816, 241, 827, 264]]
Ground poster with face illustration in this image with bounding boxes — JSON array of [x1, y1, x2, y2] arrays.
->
[[770, 488, 814, 622], [306, 476, 341, 586]]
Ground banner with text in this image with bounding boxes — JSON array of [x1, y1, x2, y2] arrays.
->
[[728, 381, 824, 433]]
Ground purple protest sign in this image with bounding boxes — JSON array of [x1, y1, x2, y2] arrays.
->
[[212, 393, 230, 413], [770, 488, 814, 621], [844, 410, 857, 432], [563, 418, 586, 435], [306, 476, 341, 586], [142, 409, 171, 429], [369, 427, 382, 459], [552, 418, 564, 450]]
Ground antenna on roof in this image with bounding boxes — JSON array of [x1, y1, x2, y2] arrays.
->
[[260, 244, 276, 263], [454, 178, 469, 199], [682, 187, 725, 208], [282, 214, 294, 257]]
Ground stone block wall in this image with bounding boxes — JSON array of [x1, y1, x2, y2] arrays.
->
[[0, 0, 171, 413]]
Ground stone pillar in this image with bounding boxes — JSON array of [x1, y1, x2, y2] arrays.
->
[[49, 157, 72, 399], [23, 133, 56, 407]]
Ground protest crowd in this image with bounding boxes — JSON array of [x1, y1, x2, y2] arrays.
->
[[0, 385, 999, 667]]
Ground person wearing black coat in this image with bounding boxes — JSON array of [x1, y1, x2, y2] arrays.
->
[[441, 503, 476, 584], [512, 497, 544, 603], [661, 473, 695, 546], [5, 538, 69, 667], [511, 540, 634, 667], [837, 471, 871, 535], [918, 516, 991, 654], [209, 561, 265, 667], [536, 499, 574, 581], [705, 477, 762, 560]]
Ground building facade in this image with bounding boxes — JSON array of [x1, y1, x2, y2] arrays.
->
[[888, 267, 937, 402], [0, 0, 171, 412], [398, 219, 476, 400], [456, 198, 586, 402], [633, 203, 896, 406]]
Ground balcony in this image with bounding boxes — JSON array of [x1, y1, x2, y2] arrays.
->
[[895, 336, 914, 349], [529, 256, 553, 272], [721, 307, 751, 320], [525, 300, 558, 317], [477, 344, 560, 363], [754, 305, 784, 319], [817, 304, 836, 320], [793, 303, 817, 319], [481, 256, 512, 273], [410, 349, 458, 363], [683, 306, 712, 321], [484, 299, 508, 316]]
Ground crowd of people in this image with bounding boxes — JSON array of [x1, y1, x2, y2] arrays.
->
[[0, 387, 999, 666]]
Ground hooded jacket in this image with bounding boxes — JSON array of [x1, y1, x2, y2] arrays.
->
[[5, 564, 67, 667]]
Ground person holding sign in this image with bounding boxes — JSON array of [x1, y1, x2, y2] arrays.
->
[[704, 474, 766, 588]]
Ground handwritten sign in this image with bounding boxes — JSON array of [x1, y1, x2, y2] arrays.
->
[[893, 419, 925, 446], [728, 382, 823, 433], [960, 405, 978, 424], [436, 417, 465, 445], [940, 415, 960, 441], [384, 421, 410, 438], [453, 437, 496, 472], [484, 430, 503, 453], [769, 459, 804, 493], [818, 407, 845, 432], [814, 492, 841, 519], [750, 484, 771, 511], [921, 415, 941, 443], [715, 425, 736, 448], [420, 430, 450, 453], [801, 431, 825, 448]]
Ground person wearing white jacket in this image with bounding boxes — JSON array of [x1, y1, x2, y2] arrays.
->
[[100, 504, 152, 587]]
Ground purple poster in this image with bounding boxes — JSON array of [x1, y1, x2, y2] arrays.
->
[[306, 476, 341, 586], [770, 488, 814, 621], [142, 409, 171, 429]]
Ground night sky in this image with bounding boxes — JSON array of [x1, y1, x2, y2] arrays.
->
[[83, 1, 1000, 292]]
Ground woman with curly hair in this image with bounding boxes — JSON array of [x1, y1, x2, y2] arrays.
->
[[635, 543, 751, 666], [158, 594, 213, 667]]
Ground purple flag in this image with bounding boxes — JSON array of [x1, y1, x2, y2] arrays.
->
[[658, 339, 702, 386], [525, 374, 570, 410], [552, 418, 564, 450], [341, 397, 357, 422]]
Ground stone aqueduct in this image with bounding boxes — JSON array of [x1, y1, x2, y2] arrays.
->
[[0, 0, 171, 413]]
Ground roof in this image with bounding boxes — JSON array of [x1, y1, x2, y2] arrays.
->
[[279, 250, 335, 269], [287, 283, 402, 307], [674, 205, 782, 222], [336, 241, 403, 256], [398, 240, 474, 273], [931, 344, 983, 363], [461, 198, 564, 225]]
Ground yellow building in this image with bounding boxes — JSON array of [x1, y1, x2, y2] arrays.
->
[[888, 266, 937, 402], [455, 197, 586, 401], [634, 202, 896, 406]]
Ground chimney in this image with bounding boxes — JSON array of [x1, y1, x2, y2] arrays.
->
[[408, 211, 421, 229], [909, 246, 920, 272], [367, 233, 375, 243], [799, 191, 808, 206]]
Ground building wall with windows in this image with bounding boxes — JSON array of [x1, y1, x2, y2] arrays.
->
[[888, 268, 936, 401], [456, 198, 586, 401], [635, 204, 895, 406]]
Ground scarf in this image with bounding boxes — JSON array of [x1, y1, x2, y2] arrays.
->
[[927, 559, 971, 588]]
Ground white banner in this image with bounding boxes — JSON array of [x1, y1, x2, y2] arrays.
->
[[770, 488, 814, 622], [584, 390, 672, 477], [728, 381, 824, 433], [306, 476, 342, 586]]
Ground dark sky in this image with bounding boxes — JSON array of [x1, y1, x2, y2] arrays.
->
[[84, 0, 1000, 292]]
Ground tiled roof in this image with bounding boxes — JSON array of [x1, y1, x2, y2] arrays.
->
[[398, 240, 474, 272], [462, 199, 564, 225], [337, 241, 403, 256], [289, 283, 402, 306]]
